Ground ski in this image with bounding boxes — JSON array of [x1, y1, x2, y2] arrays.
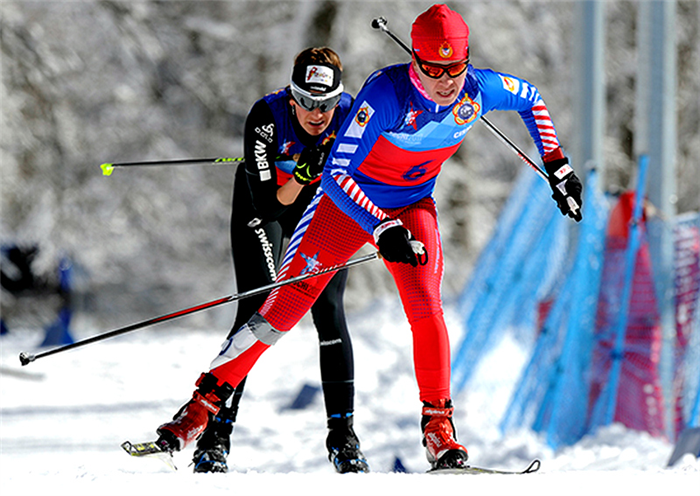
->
[[121, 440, 177, 471], [427, 458, 540, 475]]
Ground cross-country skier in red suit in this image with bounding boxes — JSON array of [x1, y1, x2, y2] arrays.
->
[[188, 47, 368, 474], [152, 4, 583, 470]]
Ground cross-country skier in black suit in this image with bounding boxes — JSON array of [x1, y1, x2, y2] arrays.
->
[[190, 47, 369, 474]]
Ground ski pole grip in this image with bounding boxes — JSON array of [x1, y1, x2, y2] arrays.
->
[[19, 352, 36, 366], [371, 17, 387, 29]]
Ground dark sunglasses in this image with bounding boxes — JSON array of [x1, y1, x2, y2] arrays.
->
[[413, 50, 469, 79], [290, 83, 343, 113]]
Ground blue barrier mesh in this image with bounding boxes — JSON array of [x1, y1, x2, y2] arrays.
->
[[456, 165, 536, 321], [457, 163, 698, 448], [540, 170, 610, 447], [452, 169, 568, 392], [497, 169, 609, 448]]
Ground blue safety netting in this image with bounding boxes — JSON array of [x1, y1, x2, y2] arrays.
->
[[452, 168, 570, 392], [454, 159, 699, 448], [497, 169, 610, 448]]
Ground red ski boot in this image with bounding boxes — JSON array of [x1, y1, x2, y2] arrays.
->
[[421, 399, 469, 469], [156, 372, 234, 453]]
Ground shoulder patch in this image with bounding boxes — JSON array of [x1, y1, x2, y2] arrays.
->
[[345, 102, 375, 139], [499, 75, 520, 95]]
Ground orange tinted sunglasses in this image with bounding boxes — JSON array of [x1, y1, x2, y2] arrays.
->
[[413, 50, 469, 79]]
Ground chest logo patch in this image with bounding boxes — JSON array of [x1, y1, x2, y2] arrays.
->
[[453, 94, 480, 125]]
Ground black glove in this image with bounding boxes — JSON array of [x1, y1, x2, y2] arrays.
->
[[544, 156, 583, 222], [293, 139, 334, 185], [373, 219, 426, 267]]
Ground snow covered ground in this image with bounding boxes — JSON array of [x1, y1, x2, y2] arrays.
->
[[1, 298, 698, 496]]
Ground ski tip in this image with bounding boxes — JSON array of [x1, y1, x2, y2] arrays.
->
[[121, 440, 137, 455], [121, 440, 162, 456], [524, 459, 541, 473], [121, 440, 178, 471], [18, 352, 35, 366], [100, 163, 114, 176]]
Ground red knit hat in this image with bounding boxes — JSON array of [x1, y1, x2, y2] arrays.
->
[[411, 4, 469, 61]]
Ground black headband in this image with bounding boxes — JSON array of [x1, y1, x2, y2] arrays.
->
[[291, 63, 342, 94]]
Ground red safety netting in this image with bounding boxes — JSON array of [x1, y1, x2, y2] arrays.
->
[[589, 192, 666, 438]]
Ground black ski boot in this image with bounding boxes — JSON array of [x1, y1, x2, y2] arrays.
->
[[192, 406, 235, 473], [326, 414, 370, 474]]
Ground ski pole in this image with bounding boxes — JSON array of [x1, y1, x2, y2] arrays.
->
[[100, 156, 246, 176], [371, 16, 580, 216], [19, 252, 380, 366]]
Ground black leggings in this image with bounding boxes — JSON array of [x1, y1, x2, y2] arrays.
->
[[226, 165, 354, 417]]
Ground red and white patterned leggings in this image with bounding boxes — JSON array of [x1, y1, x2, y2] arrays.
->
[[211, 193, 452, 404]]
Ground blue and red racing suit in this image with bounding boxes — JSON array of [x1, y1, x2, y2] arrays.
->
[[209, 63, 565, 404]]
